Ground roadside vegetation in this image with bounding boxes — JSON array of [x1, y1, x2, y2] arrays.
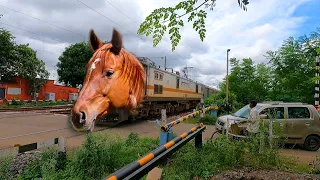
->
[[0, 100, 73, 109], [1, 122, 318, 180], [184, 113, 217, 125]]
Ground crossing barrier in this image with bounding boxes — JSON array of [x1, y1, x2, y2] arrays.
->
[[105, 124, 206, 180]]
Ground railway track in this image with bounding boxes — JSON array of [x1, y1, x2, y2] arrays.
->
[[0, 109, 197, 151], [0, 104, 74, 112]]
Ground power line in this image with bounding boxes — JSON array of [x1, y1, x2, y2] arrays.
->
[[105, 0, 137, 24], [103, 0, 187, 61], [1, 25, 61, 46], [0, 4, 86, 41], [0, 21, 65, 44], [76, 0, 185, 65], [0, 31, 63, 55]]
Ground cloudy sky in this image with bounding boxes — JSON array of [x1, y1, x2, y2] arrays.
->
[[0, 0, 319, 89]]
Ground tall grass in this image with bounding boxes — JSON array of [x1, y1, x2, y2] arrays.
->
[[2, 123, 316, 180], [185, 114, 217, 125], [14, 132, 158, 180], [0, 154, 14, 180]]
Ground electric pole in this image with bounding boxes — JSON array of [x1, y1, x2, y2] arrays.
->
[[164, 56, 167, 70], [226, 49, 231, 113]]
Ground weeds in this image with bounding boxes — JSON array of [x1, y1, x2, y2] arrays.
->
[[14, 132, 158, 180], [0, 154, 14, 180], [4, 121, 316, 180], [185, 114, 217, 125]]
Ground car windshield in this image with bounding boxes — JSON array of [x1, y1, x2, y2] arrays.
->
[[233, 104, 262, 118]]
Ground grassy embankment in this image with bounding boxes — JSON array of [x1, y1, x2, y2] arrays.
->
[[1, 117, 318, 180]]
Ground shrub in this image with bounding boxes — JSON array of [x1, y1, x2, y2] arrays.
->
[[0, 154, 14, 180], [15, 132, 158, 180]]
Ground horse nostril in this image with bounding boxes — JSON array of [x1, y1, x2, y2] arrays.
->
[[103, 94, 107, 97], [80, 111, 86, 123]]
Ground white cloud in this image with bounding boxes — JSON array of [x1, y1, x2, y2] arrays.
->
[[0, 0, 314, 88]]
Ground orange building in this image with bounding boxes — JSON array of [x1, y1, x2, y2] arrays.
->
[[0, 76, 78, 101]]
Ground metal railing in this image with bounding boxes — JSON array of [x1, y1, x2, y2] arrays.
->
[[104, 124, 206, 180]]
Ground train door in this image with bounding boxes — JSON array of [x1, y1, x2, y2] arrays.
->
[[143, 65, 148, 95], [176, 77, 180, 89]]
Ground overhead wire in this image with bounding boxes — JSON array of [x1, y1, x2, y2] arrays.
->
[[0, 32, 63, 56], [1, 1, 186, 69], [0, 4, 86, 41], [0, 21, 65, 44], [104, 0, 187, 62], [76, 0, 185, 65]]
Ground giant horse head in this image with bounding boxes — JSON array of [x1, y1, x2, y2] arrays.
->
[[70, 28, 145, 132]]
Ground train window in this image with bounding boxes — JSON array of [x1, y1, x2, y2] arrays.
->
[[154, 84, 159, 94], [176, 78, 180, 89], [159, 85, 163, 94], [159, 73, 163, 81], [196, 84, 198, 93], [154, 72, 158, 79]]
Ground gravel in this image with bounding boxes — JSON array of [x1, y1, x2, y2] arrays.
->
[[9, 151, 41, 178], [205, 167, 320, 180]]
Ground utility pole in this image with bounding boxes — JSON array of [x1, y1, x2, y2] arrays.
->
[[226, 49, 230, 109], [164, 56, 167, 70]]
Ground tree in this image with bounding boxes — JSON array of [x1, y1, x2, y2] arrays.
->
[[14, 44, 50, 100], [0, 29, 17, 78], [138, 0, 249, 51], [225, 57, 271, 105], [265, 36, 315, 104], [56, 42, 94, 87], [205, 82, 241, 114]]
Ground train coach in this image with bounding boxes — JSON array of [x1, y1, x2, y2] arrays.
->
[[98, 57, 217, 124]]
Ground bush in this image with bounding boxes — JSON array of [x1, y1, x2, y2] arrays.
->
[[0, 155, 14, 180], [8, 124, 315, 180], [185, 113, 217, 125], [15, 132, 158, 180], [162, 121, 314, 180]]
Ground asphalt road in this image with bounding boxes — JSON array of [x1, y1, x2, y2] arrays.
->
[[0, 112, 318, 166]]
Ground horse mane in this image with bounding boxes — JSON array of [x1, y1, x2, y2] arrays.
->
[[119, 48, 146, 106], [91, 43, 146, 108]]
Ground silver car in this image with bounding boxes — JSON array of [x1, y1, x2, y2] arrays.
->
[[215, 101, 320, 151]]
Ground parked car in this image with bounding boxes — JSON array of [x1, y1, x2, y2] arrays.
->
[[215, 101, 320, 151]]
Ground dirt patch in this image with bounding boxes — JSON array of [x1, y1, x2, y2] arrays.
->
[[199, 167, 320, 180]]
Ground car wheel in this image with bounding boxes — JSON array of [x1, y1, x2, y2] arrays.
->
[[304, 135, 320, 151]]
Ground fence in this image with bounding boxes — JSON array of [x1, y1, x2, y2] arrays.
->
[[104, 105, 218, 180], [105, 125, 206, 180], [156, 105, 218, 146]]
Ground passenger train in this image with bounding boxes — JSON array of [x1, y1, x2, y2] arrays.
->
[[97, 57, 218, 124]]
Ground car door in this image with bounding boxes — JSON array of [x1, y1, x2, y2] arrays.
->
[[286, 106, 314, 143], [259, 106, 287, 137]]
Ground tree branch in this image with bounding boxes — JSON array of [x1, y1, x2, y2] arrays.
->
[[161, 0, 209, 24]]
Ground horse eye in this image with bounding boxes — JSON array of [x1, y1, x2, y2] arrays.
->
[[106, 71, 114, 78]]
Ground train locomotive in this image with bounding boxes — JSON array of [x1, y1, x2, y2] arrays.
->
[[97, 57, 217, 125]]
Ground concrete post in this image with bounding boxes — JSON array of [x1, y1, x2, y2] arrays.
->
[[226, 118, 229, 137], [161, 109, 167, 124], [57, 136, 66, 170], [269, 120, 273, 149]]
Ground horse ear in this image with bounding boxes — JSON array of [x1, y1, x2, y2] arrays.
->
[[89, 29, 103, 51], [110, 28, 122, 55]]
